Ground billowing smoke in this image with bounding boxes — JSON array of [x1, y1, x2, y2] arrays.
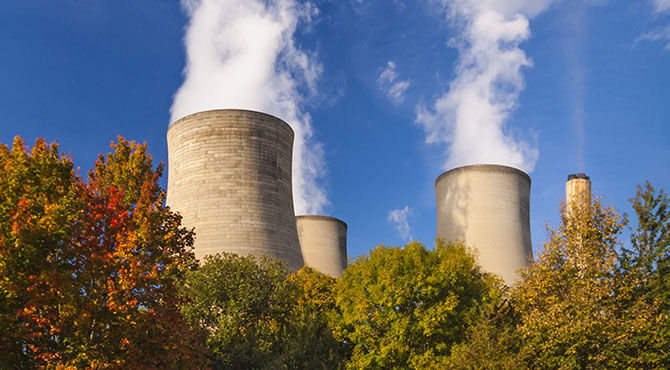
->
[[416, 0, 557, 173], [171, 0, 327, 214]]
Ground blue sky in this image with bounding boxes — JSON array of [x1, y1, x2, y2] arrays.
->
[[1, 0, 668, 260]]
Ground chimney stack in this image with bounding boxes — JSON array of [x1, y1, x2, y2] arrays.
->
[[566, 173, 591, 214]]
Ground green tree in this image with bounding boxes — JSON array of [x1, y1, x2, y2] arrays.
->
[[282, 266, 347, 368], [622, 182, 670, 364], [514, 197, 665, 368], [334, 241, 499, 369], [445, 290, 524, 369], [0, 137, 207, 368], [180, 254, 345, 369]]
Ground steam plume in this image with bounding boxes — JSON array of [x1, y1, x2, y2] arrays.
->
[[416, 1, 557, 173], [171, 0, 327, 214]]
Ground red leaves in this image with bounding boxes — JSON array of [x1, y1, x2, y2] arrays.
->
[[0, 136, 204, 367]]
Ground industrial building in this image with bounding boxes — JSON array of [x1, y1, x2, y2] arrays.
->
[[435, 164, 533, 284], [166, 109, 348, 276], [166, 108, 590, 284]]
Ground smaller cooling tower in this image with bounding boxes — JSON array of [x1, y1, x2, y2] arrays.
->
[[166, 109, 303, 271], [435, 164, 532, 284], [296, 215, 348, 277], [566, 173, 591, 214]]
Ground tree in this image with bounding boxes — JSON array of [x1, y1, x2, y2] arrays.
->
[[0, 136, 207, 368], [513, 197, 665, 368], [623, 182, 670, 365], [333, 241, 499, 369], [445, 288, 524, 369], [180, 253, 293, 369], [180, 254, 346, 369], [282, 266, 347, 369]]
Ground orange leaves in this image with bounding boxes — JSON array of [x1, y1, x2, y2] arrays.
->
[[0, 136, 204, 367]]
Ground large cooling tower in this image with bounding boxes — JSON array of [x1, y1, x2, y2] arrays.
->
[[435, 164, 532, 284], [296, 215, 348, 277], [166, 109, 304, 271]]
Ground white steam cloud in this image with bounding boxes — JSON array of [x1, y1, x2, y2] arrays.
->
[[171, 0, 328, 214], [388, 206, 413, 241], [415, 0, 557, 173], [377, 61, 411, 105]]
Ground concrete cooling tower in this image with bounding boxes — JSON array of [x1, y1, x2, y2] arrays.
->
[[296, 215, 348, 277], [435, 164, 532, 285], [166, 109, 303, 271]]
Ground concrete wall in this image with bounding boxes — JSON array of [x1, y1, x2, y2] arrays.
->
[[166, 109, 304, 271], [435, 164, 532, 285], [566, 173, 591, 214], [296, 215, 347, 277]]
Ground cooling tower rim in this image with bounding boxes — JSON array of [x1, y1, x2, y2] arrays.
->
[[296, 215, 348, 229], [168, 109, 294, 137], [435, 164, 531, 186]]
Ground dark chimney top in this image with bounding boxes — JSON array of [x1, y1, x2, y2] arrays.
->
[[567, 173, 590, 181]]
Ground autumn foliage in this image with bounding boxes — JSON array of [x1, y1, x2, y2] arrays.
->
[[0, 135, 668, 368], [0, 136, 206, 368]]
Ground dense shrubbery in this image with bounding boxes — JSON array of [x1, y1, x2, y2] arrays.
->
[[1, 137, 668, 368]]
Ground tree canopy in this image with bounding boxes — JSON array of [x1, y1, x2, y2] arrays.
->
[[0, 136, 206, 368], [180, 253, 345, 369], [334, 240, 501, 369]]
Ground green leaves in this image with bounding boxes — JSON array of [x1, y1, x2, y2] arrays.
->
[[513, 195, 668, 369], [335, 241, 499, 369], [180, 254, 345, 369]]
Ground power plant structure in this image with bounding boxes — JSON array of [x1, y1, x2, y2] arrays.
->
[[435, 164, 533, 285], [566, 173, 592, 214], [296, 215, 348, 277], [164, 109, 584, 284], [167, 109, 305, 271], [166, 109, 347, 275]]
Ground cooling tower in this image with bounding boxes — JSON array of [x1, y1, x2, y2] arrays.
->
[[566, 173, 591, 214], [435, 164, 532, 285], [296, 215, 348, 277], [166, 109, 303, 271]]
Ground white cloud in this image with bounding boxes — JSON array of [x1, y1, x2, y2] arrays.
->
[[377, 61, 411, 105], [654, 0, 670, 13], [387, 206, 413, 241], [171, 0, 328, 214], [414, 1, 557, 173], [639, 26, 670, 50]]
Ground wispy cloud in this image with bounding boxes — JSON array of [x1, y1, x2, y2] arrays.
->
[[654, 0, 670, 13], [171, 0, 328, 214], [388, 206, 413, 241], [377, 61, 411, 105], [415, 1, 558, 173], [639, 26, 670, 50]]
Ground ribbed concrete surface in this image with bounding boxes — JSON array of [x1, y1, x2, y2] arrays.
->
[[296, 215, 348, 277], [166, 109, 303, 271], [435, 164, 532, 285]]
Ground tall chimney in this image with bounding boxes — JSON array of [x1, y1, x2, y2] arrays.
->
[[565, 173, 591, 214]]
